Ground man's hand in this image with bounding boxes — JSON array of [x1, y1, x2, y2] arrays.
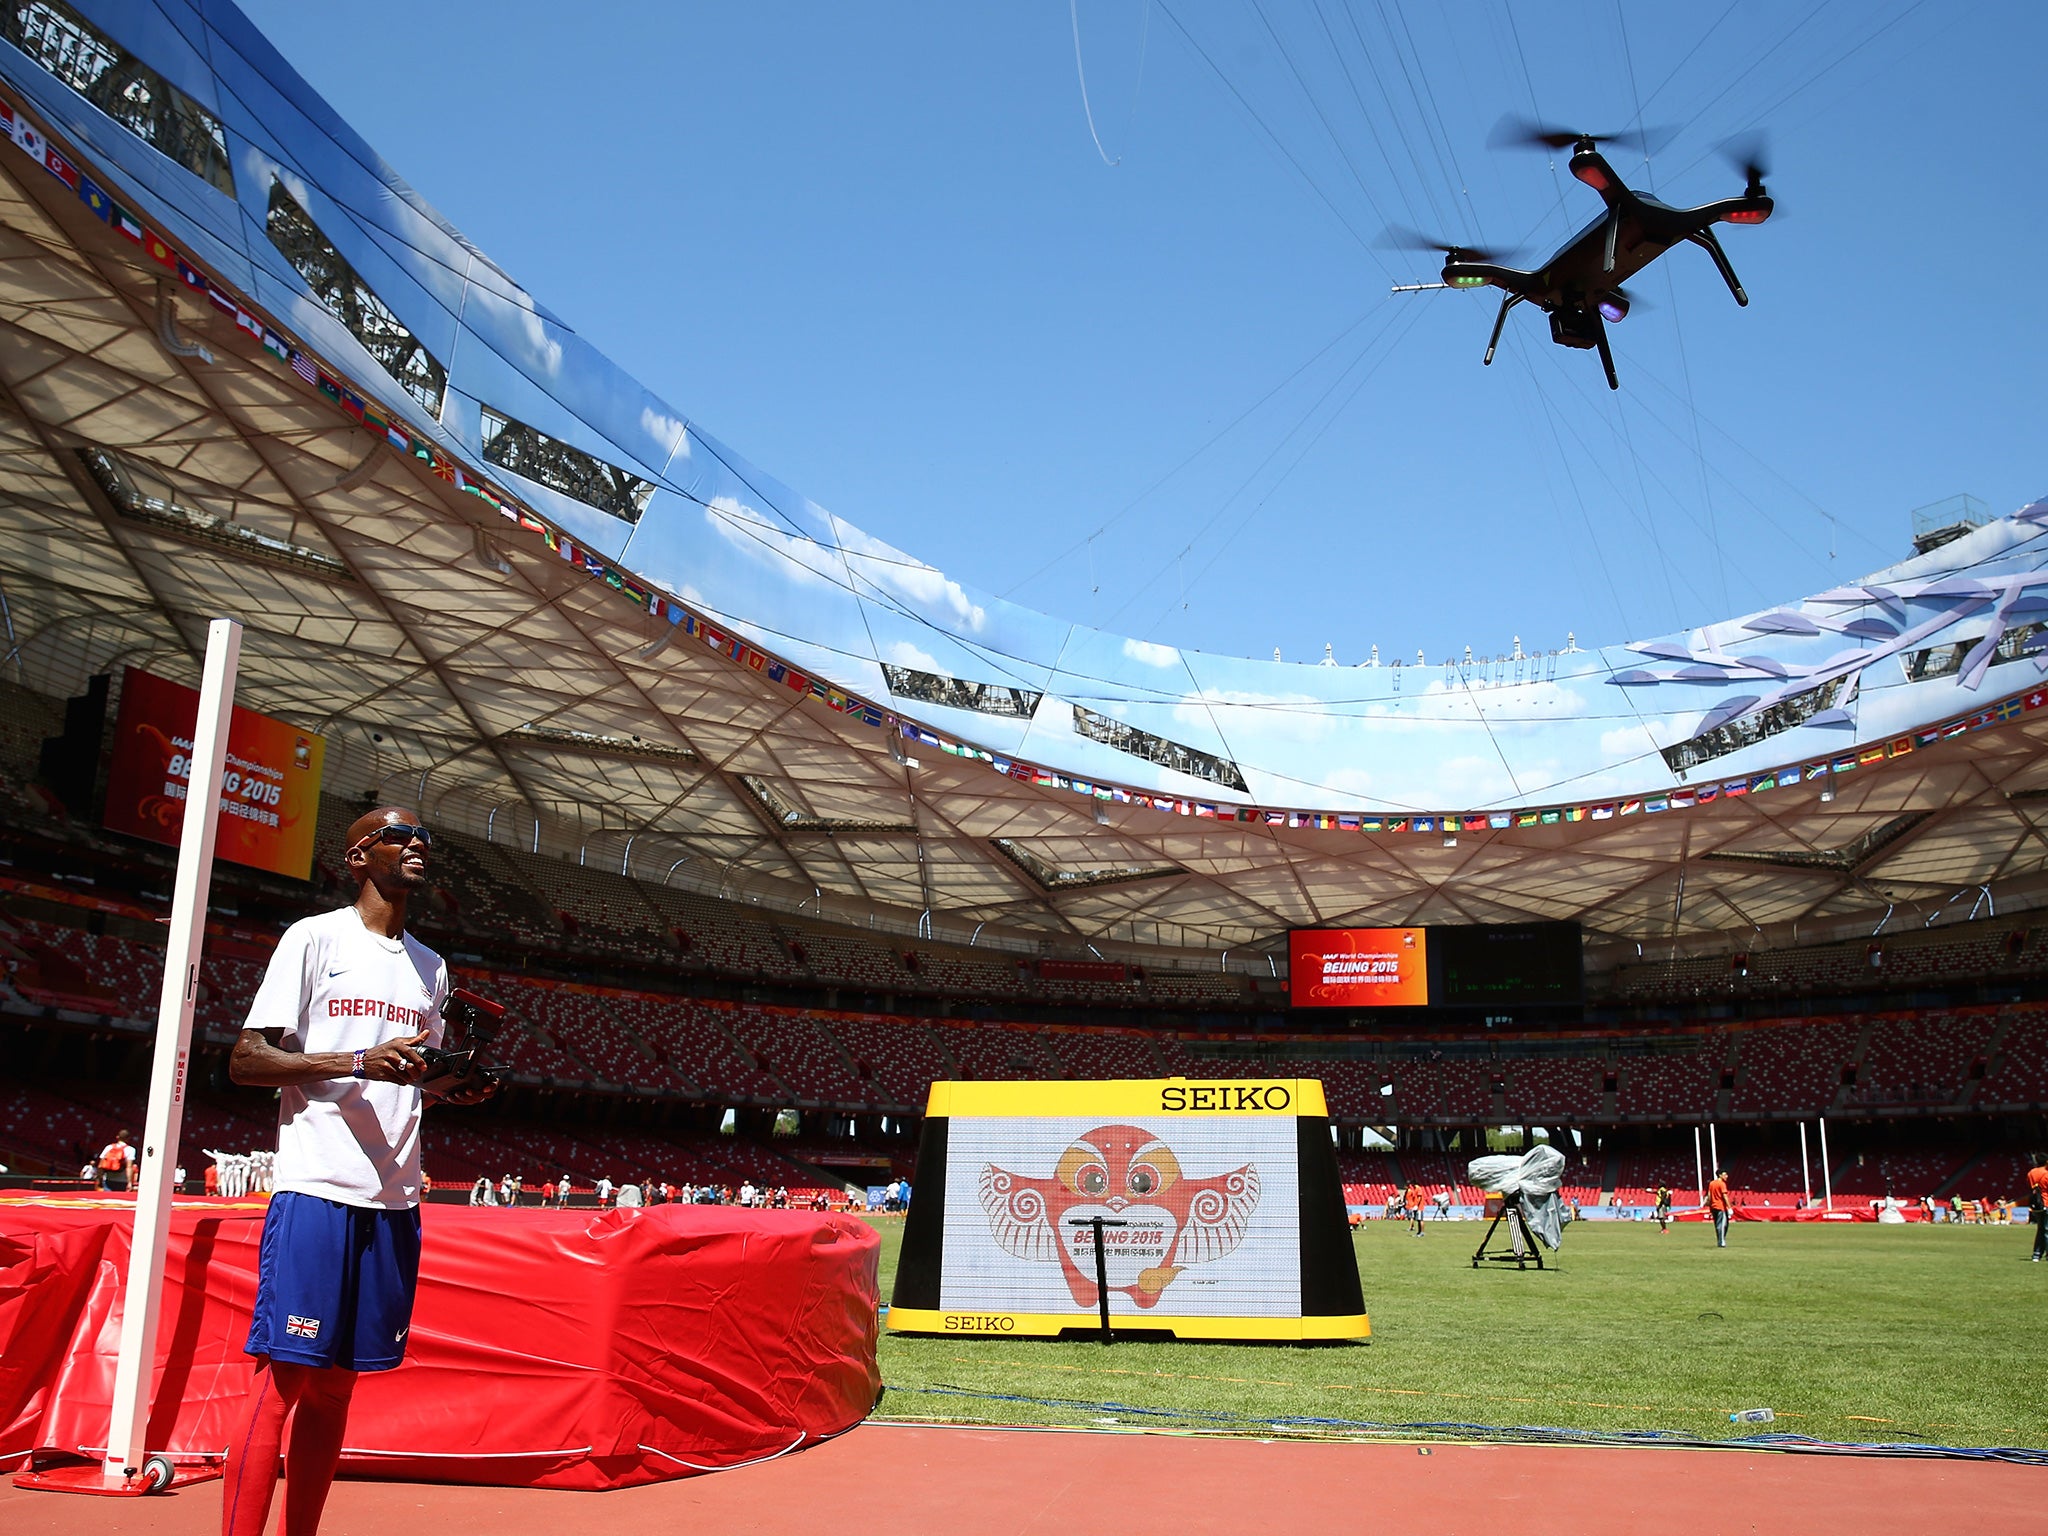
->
[[359, 1031, 431, 1083], [427, 1076, 500, 1107]]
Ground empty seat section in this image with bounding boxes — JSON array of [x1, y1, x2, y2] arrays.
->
[[822, 1011, 954, 1108], [1616, 1050, 1720, 1117], [612, 995, 788, 1100], [718, 1005, 869, 1104], [1729, 1020, 1860, 1114]]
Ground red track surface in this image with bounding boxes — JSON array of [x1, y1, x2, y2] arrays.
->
[[3, 1423, 2040, 1535]]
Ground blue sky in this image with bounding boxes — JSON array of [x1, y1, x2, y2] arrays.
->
[[239, 1, 2043, 666]]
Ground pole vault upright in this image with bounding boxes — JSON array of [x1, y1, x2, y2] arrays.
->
[[113, 617, 240, 1484], [24, 619, 241, 1496]]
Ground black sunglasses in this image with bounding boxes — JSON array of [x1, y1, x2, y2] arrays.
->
[[353, 824, 432, 850]]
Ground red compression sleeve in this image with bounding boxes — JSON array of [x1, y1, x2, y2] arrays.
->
[[221, 1362, 288, 1536], [281, 1366, 357, 1536]]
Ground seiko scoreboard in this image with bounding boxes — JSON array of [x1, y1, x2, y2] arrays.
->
[[887, 1079, 1368, 1341]]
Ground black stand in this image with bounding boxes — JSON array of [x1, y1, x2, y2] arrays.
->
[[1067, 1216, 1128, 1343], [1471, 1203, 1545, 1270]]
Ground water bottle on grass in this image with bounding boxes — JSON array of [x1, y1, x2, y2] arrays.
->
[[1729, 1408, 1775, 1424]]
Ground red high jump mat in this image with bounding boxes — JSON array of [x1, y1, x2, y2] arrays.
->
[[0, 1198, 880, 1489]]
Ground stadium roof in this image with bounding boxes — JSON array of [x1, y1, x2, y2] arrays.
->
[[1, 1, 2046, 964]]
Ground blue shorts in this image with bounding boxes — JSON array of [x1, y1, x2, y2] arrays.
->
[[245, 1191, 422, 1372]]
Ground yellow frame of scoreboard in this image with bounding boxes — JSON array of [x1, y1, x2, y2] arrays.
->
[[886, 1079, 1369, 1341]]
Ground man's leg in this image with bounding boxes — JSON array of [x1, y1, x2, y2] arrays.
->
[[281, 1364, 357, 1536], [2033, 1212, 2046, 1261], [221, 1359, 291, 1536]]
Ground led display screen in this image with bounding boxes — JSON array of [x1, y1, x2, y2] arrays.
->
[[889, 1080, 1367, 1342], [1430, 921, 1583, 1006], [101, 666, 327, 880], [1288, 927, 1429, 1008], [1289, 922, 1582, 1009]]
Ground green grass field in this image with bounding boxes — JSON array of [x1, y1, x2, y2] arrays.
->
[[866, 1217, 2044, 1449]]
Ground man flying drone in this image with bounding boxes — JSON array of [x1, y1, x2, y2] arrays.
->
[[1387, 117, 1776, 389]]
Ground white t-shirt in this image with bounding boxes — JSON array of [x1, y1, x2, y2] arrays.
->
[[244, 906, 447, 1209]]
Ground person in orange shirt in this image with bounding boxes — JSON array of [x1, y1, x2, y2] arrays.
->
[[1706, 1169, 1732, 1248], [2027, 1153, 2047, 1262], [1404, 1183, 1425, 1237]]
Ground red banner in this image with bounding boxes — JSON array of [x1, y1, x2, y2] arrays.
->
[[100, 667, 326, 880]]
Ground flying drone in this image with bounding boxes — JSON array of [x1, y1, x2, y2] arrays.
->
[[1387, 118, 1775, 389]]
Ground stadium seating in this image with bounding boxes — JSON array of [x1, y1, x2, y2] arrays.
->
[[1829, 1149, 1967, 1198], [1976, 1008, 2048, 1109], [1729, 1019, 1863, 1115], [609, 994, 788, 1101], [1616, 1047, 1721, 1118], [1335, 1150, 1402, 1206], [1854, 1010, 1996, 1108], [1503, 1056, 1605, 1119], [716, 1004, 870, 1105], [818, 1011, 955, 1110]]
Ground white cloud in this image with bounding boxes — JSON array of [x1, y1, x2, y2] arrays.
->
[[883, 639, 943, 673], [1173, 688, 1336, 743], [516, 304, 563, 376], [1601, 722, 1670, 759], [704, 495, 839, 588], [828, 515, 988, 633], [640, 406, 689, 463], [1122, 638, 1182, 669]]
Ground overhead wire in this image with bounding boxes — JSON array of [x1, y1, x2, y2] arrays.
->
[[1151, 1, 1393, 272], [998, 303, 1388, 601], [1617, 0, 1729, 617], [1130, 301, 1432, 636], [1097, 302, 1414, 629], [1242, 0, 1412, 242]]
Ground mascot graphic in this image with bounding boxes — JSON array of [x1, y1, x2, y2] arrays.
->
[[978, 1124, 1260, 1309]]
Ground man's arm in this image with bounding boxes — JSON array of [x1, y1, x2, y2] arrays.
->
[[230, 1028, 429, 1086]]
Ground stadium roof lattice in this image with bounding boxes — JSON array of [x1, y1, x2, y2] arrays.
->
[[1, 2, 2046, 966]]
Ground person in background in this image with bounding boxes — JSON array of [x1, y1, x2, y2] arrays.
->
[[616, 1178, 642, 1209], [1654, 1185, 1673, 1233], [96, 1129, 134, 1191], [2026, 1153, 2047, 1261], [1404, 1183, 1425, 1236], [1707, 1168, 1733, 1248]]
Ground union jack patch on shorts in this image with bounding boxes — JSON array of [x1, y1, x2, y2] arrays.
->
[[286, 1314, 321, 1339]]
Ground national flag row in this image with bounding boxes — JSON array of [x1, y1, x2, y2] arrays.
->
[[14, 84, 2040, 835]]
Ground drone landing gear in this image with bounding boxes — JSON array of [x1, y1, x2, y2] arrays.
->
[[1684, 228, 1748, 306], [1482, 292, 1524, 367], [1592, 318, 1618, 391], [1471, 1205, 1546, 1270]]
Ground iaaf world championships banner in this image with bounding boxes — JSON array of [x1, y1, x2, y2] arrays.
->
[[101, 667, 326, 881]]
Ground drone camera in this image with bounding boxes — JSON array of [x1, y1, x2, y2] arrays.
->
[[1549, 309, 1602, 351]]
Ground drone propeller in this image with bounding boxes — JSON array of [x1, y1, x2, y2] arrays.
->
[[1487, 113, 1674, 158], [1718, 130, 1772, 195], [1375, 224, 1512, 264]]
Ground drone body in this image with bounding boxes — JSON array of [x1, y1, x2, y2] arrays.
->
[[1398, 124, 1775, 389]]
